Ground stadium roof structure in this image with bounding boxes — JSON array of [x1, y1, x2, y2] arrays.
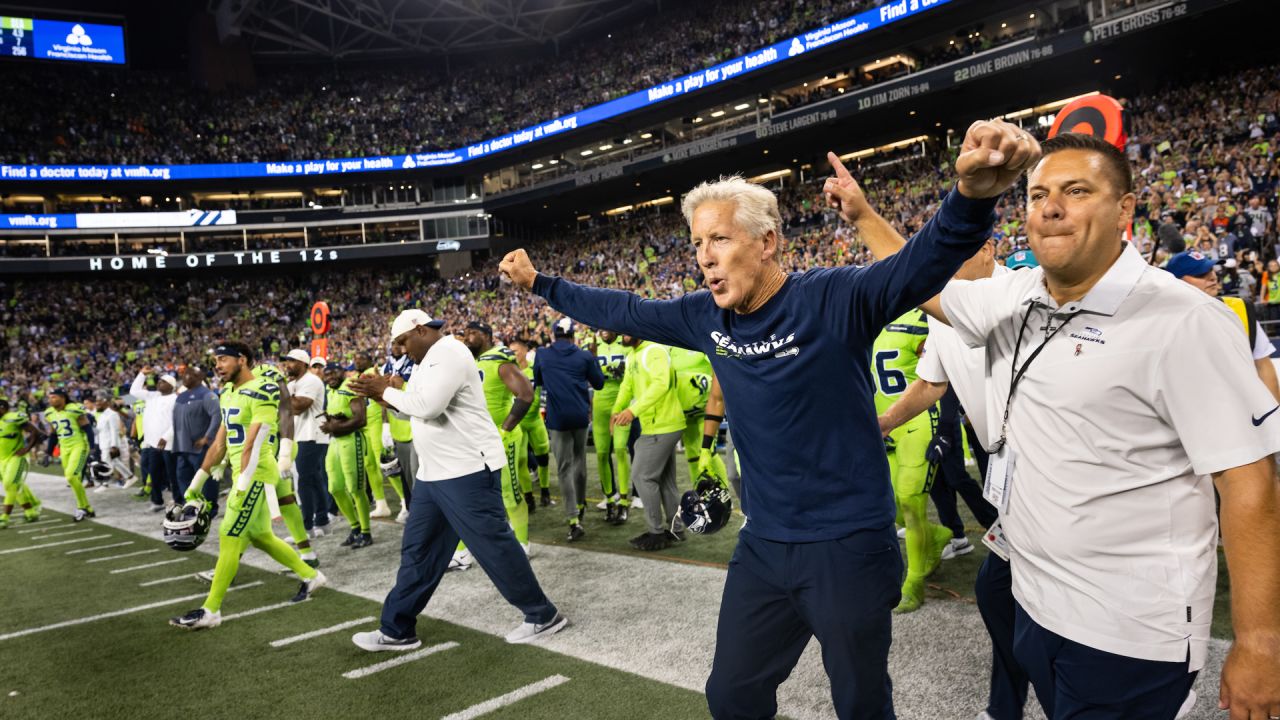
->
[[211, 0, 656, 59]]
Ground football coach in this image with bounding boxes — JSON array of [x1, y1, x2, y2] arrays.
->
[[500, 119, 1040, 719]]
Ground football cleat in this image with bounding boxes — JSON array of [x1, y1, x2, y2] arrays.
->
[[162, 501, 213, 552], [340, 529, 360, 547], [539, 488, 554, 507], [352, 533, 373, 549], [169, 608, 221, 630], [524, 492, 537, 513], [291, 570, 327, 602], [677, 475, 733, 535], [611, 505, 629, 525], [370, 499, 392, 518], [566, 524, 585, 543], [941, 537, 974, 560], [73, 508, 90, 522]]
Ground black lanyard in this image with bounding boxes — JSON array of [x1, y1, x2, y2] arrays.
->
[[991, 302, 1081, 453]]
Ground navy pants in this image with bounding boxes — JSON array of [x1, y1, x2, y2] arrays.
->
[[1013, 602, 1196, 719], [705, 526, 902, 720], [975, 554, 1030, 719], [379, 466, 557, 640], [142, 448, 171, 504], [295, 441, 329, 530], [930, 422, 998, 538]]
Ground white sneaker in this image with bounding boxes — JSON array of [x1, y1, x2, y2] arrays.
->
[[352, 630, 422, 652], [505, 612, 568, 644], [121, 476, 139, 489], [308, 526, 326, 539], [169, 607, 221, 630], [447, 549, 472, 572], [1174, 690, 1196, 720], [896, 526, 906, 539], [291, 570, 327, 602], [195, 570, 216, 584], [941, 537, 974, 560], [396, 507, 410, 524], [95, 483, 111, 493], [370, 499, 392, 518], [595, 498, 610, 510], [631, 496, 644, 509], [73, 508, 90, 522]]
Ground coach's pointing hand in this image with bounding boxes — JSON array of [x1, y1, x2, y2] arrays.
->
[[823, 152, 872, 225], [500, 250, 537, 290], [955, 119, 1041, 199]]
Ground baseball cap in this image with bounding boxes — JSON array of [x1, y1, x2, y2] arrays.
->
[[390, 309, 445, 342], [310, 356, 326, 367], [324, 362, 344, 373], [49, 388, 69, 399], [466, 321, 493, 336], [554, 317, 574, 337], [159, 374, 178, 388], [282, 348, 311, 365], [1165, 250, 1217, 278], [1006, 249, 1039, 270]]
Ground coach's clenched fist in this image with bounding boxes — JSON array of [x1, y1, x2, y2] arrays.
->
[[499, 249, 538, 290], [955, 118, 1041, 199]]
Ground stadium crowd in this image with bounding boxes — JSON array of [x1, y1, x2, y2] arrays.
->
[[3, 0, 1071, 167]]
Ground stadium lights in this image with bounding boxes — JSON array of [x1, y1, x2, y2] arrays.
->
[[605, 204, 634, 215], [734, 103, 751, 110], [750, 169, 792, 183], [549, 159, 559, 164], [758, 98, 769, 103], [693, 117, 703, 123], [532, 163, 544, 169], [623, 138, 633, 144], [599, 144, 613, 151], [640, 132, 653, 139], [581, 149, 594, 156], [710, 110, 725, 118], [1001, 22, 1007, 28], [1029, 12, 1035, 18]]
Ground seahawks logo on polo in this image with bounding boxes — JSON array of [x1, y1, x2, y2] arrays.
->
[[1069, 326, 1106, 345], [710, 331, 798, 359]]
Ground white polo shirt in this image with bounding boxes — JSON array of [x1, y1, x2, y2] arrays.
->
[[288, 372, 327, 444], [941, 242, 1280, 670], [916, 263, 1009, 449], [381, 335, 506, 482]]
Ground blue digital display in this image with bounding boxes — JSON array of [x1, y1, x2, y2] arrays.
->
[[32, 19, 126, 64], [0, 0, 945, 182]]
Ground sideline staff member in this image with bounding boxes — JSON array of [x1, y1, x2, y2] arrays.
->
[[933, 133, 1280, 719]]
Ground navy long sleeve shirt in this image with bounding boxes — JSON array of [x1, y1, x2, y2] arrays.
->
[[172, 386, 221, 454], [532, 189, 997, 542], [533, 339, 605, 431]]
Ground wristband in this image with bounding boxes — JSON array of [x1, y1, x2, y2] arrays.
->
[[704, 414, 724, 425], [235, 471, 254, 493], [277, 437, 294, 469], [702, 434, 716, 450]]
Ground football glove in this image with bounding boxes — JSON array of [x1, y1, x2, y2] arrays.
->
[[696, 448, 728, 489], [925, 435, 952, 465]]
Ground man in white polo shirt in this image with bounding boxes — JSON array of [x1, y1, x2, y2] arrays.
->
[[282, 348, 330, 536], [928, 133, 1280, 718], [346, 309, 567, 652]]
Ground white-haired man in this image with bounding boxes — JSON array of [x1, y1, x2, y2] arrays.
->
[[501, 120, 1039, 718]]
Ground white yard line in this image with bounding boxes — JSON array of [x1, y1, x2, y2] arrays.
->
[[0, 582, 264, 641], [16, 520, 66, 533], [439, 675, 572, 720], [269, 617, 376, 648], [139, 574, 201, 587], [108, 558, 188, 574], [66, 541, 134, 555], [0, 535, 111, 554], [30, 529, 95, 540], [341, 642, 459, 679], [222, 601, 297, 621], [85, 549, 158, 564]]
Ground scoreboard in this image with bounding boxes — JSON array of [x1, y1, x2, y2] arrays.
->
[[0, 16, 125, 64]]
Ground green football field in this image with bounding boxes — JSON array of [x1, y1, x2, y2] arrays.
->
[[2, 458, 1236, 720]]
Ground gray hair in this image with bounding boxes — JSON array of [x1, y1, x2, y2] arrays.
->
[[681, 175, 783, 240]]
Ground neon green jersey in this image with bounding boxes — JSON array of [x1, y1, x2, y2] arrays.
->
[[871, 309, 930, 416], [521, 365, 541, 417], [670, 347, 713, 415], [476, 345, 518, 427], [325, 378, 360, 421], [45, 404, 89, 448], [254, 363, 287, 386], [0, 410, 29, 458], [132, 398, 146, 439], [594, 338, 629, 390], [220, 376, 280, 470], [360, 367, 383, 440]]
